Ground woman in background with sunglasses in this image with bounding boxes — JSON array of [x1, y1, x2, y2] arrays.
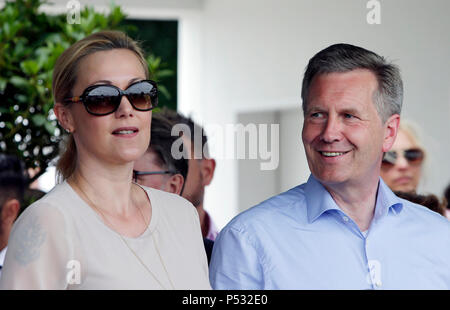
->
[[380, 120, 425, 193], [0, 31, 210, 289]]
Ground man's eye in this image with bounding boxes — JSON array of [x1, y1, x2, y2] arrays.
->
[[344, 113, 355, 119], [311, 112, 323, 118]]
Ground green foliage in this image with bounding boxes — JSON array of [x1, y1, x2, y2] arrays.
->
[[0, 0, 174, 183]]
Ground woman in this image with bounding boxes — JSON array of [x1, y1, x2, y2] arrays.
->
[[0, 31, 211, 289], [380, 120, 425, 193]]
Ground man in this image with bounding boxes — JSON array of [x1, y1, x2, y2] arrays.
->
[[133, 113, 214, 263], [0, 154, 28, 278], [133, 113, 188, 196], [210, 43, 450, 289], [161, 109, 219, 241]]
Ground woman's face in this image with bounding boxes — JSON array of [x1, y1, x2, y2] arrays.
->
[[61, 48, 151, 167], [380, 129, 423, 193]]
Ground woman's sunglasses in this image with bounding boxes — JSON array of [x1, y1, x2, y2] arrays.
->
[[382, 148, 424, 165], [63, 80, 158, 116]]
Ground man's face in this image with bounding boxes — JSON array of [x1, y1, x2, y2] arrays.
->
[[181, 137, 204, 207], [133, 150, 171, 191], [302, 69, 389, 187]]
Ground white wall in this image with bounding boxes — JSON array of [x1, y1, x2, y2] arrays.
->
[[35, 0, 450, 230]]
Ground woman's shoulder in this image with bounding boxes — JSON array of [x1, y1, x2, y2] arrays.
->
[[19, 182, 78, 222], [143, 186, 193, 209], [140, 185, 198, 222]]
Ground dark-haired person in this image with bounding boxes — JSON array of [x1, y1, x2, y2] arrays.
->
[[210, 43, 450, 289], [0, 31, 210, 289], [394, 191, 446, 216], [0, 154, 28, 278], [160, 109, 219, 241], [444, 184, 450, 220], [133, 112, 214, 264]]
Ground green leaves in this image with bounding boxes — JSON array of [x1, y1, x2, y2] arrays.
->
[[20, 60, 41, 75], [147, 54, 174, 100]]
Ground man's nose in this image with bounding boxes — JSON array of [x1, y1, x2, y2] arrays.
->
[[321, 116, 343, 143]]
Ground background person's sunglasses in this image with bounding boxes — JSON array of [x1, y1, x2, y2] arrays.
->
[[132, 170, 176, 182], [63, 80, 158, 116], [382, 148, 424, 165]]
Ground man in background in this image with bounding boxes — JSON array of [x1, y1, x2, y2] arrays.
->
[[162, 109, 219, 241], [133, 113, 214, 263], [0, 154, 28, 277]]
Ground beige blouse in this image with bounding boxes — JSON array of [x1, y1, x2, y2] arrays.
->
[[0, 181, 211, 290]]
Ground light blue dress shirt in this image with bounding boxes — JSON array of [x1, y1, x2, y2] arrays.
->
[[210, 175, 450, 289]]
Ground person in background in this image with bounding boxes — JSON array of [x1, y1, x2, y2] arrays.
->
[[0, 154, 28, 278], [380, 120, 425, 193], [0, 31, 210, 289], [209, 43, 450, 289], [444, 184, 450, 220], [161, 109, 219, 241], [133, 112, 214, 263], [394, 191, 446, 216]]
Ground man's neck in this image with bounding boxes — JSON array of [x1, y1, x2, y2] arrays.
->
[[322, 176, 380, 232], [0, 235, 7, 254], [195, 203, 208, 238]]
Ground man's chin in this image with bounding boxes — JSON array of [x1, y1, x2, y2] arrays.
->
[[312, 171, 349, 186]]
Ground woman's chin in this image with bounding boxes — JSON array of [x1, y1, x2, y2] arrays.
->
[[114, 149, 147, 164]]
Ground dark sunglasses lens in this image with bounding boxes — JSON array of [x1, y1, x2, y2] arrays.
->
[[404, 149, 424, 164], [126, 81, 157, 111], [84, 86, 120, 115], [382, 151, 397, 165]]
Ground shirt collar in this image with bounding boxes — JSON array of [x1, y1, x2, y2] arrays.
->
[[305, 174, 404, 224], [305, 175, 341, 223], [373, 177, 404, 220], [0, 246, 7, 266]]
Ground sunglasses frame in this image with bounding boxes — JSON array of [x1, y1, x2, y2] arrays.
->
[[63, 79, 158, 116], [382, 148, 424, 165]]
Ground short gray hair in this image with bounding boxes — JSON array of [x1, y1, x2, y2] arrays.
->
[[301, 43, 403, 123]]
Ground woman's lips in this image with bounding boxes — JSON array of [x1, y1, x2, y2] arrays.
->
[[394, 176, 412, 184], [112, 127, 139, 138]]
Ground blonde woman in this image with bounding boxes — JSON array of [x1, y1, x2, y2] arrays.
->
[[380, 120, 425, 193], [0, 31, 210, 289]]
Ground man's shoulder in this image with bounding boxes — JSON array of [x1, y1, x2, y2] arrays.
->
[[398, 197, 450, 232], [223, 183, 309, 233]]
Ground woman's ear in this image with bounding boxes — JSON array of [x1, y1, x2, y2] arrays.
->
[[54, 103, 75, 133]]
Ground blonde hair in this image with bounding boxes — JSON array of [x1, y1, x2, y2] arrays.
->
[[398, 120, 425, 154], [53, 30, 149, 181]]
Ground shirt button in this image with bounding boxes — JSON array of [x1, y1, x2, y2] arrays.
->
[[375, 281, 382, 288], [342, 216, 349, 222]]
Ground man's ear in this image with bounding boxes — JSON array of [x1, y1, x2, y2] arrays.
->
[[1, 199, 21, 225], [382, 114, 400, 152], [54, 103, 75, 133], [200, 158, 216, 187], [166, 174, 185, 195]]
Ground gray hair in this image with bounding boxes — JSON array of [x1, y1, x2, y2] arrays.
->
[[301, 43, 403, 123]]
